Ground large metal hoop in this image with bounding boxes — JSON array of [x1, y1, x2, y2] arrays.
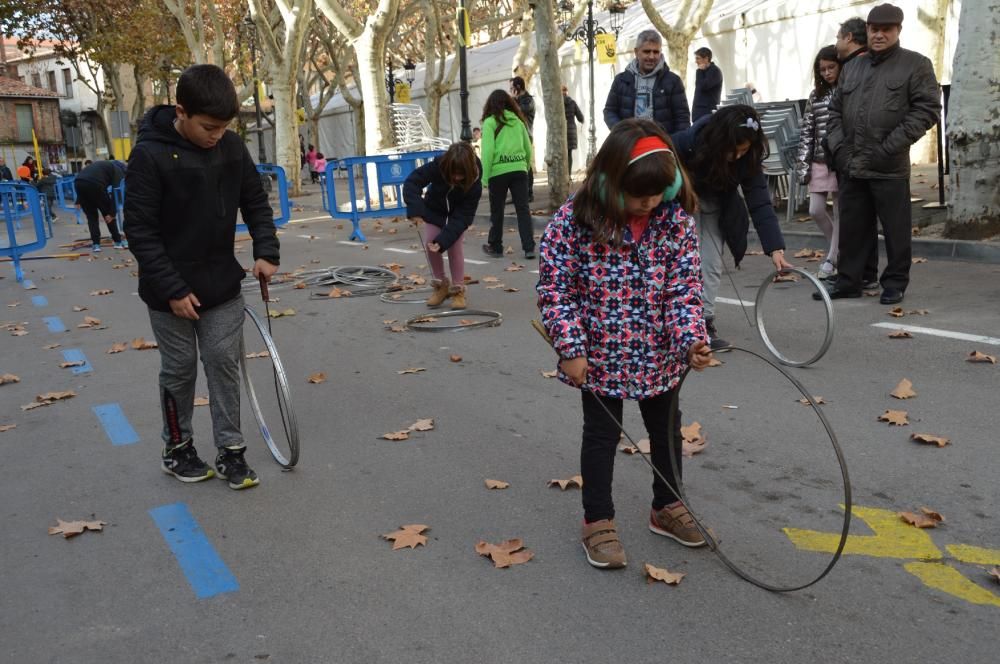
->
[[241, 305, 300, 468], [667, 346, 851, 592], [405, 309, 503, 332], [754, 267, 835, 367]]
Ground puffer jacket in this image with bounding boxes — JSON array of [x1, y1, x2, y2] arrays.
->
[[603, 59, 691, 134], [826, 44, 940, 180], [796, 88, 834, 183], [536, 199, 707, 400]]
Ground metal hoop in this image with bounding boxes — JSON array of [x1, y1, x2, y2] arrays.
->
[[379, 286, 435, 304], [667, 346, 851, 592], [754, 267, 835, 367], [405, 309, 502, 332], [241, 306, 300, 468]]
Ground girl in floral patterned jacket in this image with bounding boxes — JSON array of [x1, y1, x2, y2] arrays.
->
[[536, 118, 714, 570]]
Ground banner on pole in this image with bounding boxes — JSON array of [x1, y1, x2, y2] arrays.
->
[[396, 82, 412, 104], [457, 9, 471, 47], [596, 34, 617, 64]]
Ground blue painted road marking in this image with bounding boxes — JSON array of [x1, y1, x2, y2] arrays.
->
[[22, 280, 35, 290], [43, 316, 66, 333], [149, 503, 239, 599], [31, 295, 48, 307], [61, 348, 92, 375], [92, 403, 139, 445]]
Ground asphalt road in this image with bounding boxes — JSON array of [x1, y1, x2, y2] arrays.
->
[[2, 205, 998, 663]]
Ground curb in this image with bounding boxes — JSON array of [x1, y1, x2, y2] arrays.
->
[[473, 212, 1000, 265]]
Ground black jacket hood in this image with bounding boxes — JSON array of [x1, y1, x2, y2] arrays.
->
[[136, 105, 190, 147]]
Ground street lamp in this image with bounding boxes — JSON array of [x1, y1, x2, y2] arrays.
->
[[560, 1, 629, 165], [403, 58, 416, 86], [243, 13, 268, 165], [457, 0, 472, 142], [159, 56, 172, 105], [385, 58, 397, 104]]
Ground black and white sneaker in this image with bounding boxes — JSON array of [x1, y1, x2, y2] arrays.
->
[[215, 446, 260, 490], [161, 440, 215, 482], [705, 318, 731, 351]]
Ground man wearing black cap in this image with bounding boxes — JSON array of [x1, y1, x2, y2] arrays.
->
[[820, 3, 939, 305]]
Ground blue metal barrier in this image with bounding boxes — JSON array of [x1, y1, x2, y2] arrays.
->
[[1, 183, 47, 282], [324, 151, 443, 242], [237, 164, 290, 233], [54, 175, 83, 224], [111, 180, 126, 236]]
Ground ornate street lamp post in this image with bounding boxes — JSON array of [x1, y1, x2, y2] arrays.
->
[[457, 0, 472, 142], [560, 1, 628, 165]]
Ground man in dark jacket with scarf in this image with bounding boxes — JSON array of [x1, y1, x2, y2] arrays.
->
[[692, 47, 723, 121], [561, 85, 584, 173], [604, 30, 690, 134], [124, 64, 279, 490], [821, 3, 939, 305]]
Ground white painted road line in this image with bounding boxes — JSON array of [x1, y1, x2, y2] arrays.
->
[[464, 258, 489, 265], [384, 247, 417, 254], [718, 296, 756, 307], [288, 215, 333, 224], [872, 323, 1000, 346]]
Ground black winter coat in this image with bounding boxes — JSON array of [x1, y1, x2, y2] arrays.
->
[[692, 63, 723, 121], [826, 44, 939, 180], [671, 116, 785, 266], [603, 63, 690, 134], [124, 105, 279, 312], [403, 156, 483, 252], [563, 95, 584, 150], [76, 159, 125, 189]]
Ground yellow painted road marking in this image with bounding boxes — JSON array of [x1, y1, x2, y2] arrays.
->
[[947, 543, 1000, 565], [904, 562, 1000, 607], [783, 505, 942, 560]]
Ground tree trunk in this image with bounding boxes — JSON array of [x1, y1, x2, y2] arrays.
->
[[945, 2, 1000, 239], [640, 0, 715, 73], [534, 0, 568, 206]]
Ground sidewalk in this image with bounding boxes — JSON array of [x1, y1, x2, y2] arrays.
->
[[286, 163, 1000, 264]]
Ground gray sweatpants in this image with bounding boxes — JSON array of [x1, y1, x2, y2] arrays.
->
[[694, 196, 724, 320], [147, 294, 245, 449]]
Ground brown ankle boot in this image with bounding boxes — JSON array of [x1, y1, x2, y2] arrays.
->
[[449, 285, 466, 309], [426, 279, 450, 308]]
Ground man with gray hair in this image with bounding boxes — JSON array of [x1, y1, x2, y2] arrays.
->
[[604, 30, 690, 133]]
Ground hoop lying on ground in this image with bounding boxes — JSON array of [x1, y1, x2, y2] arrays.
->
[[406, 309, 502, 332], [755, 267, 834, 368]]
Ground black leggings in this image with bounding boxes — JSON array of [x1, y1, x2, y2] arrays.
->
[[580, 390, 683, 522], [75, 179, 121, 244], [486, 170, 533, 253]]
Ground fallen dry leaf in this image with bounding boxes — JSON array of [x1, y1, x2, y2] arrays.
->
[[6, 301, 18, 308], [878, 409, 909, 426], [268, 308, 297, 318], [681, 422, 707, 457], [908, 309, 929, 316], [90, 289, 113, 296], [503, 287, 520, 293], [131, 337, 158, 350], [911, 433, 950, 447], [408, 418, 434, 432], [888, 331, 913, 339], [619, 438, 650, 455], [48, 518, 106, 538], [645, 563, 686, 586], [381, 524, 429, 550], [482, 276, 500, 284], [245, 350, 269, 359], [381, 430, 411, 441], [107, 342, 128, 354], [78, 316, 102, 328], [899, 508, 945, 529], [745, 250, 764, 256], [797, 396, 828, 405], [891, 378, 917, 399], [193, 396, 210, 407], [397, 367, 426, 375], [484, 479, 510, 490], [0, 373, 21, 386], [990, 567, 1000, 584], [72, 305, 87, 312], [0, 423, 16, 433], [912, 257, 928, 264], [475, 539, 534, 568], [459, 319, 475, 325], [37, 390, 76, 402], [308, 372, 327, 384], [967, 350, 997, 364], [43, 343, 61, 350], [504, 264, 524, 272], [449, 355, 462, 363], [888, 307, 905, 318], [548, 475, 583, 490], [59, 360, 85, 369], [540, 369, 558, 378], [773, 272, 800, 283], [326, 287, 351, 298]]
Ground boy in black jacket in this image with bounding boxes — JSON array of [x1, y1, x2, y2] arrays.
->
[[124, 65, 280, 489]]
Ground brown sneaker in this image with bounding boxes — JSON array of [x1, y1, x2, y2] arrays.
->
[[425, 279, 450, 308], [649, 503, 706, 547], [449, 286, 466, 309], [581, 519, 627, 569]]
